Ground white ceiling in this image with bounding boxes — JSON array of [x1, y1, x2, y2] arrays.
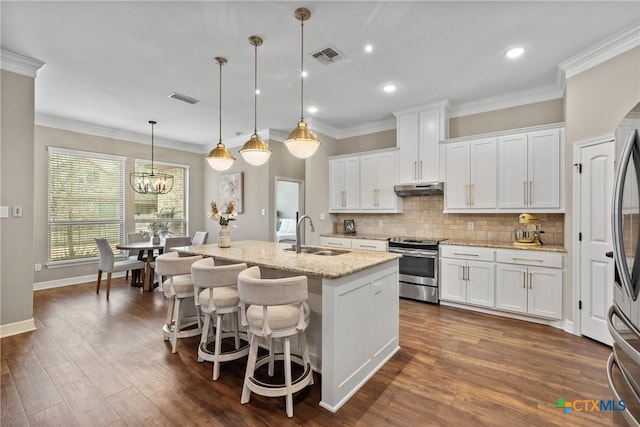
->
[[2, 1, 639, 152]]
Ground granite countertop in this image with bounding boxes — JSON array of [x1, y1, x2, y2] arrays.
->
[[441, 240, 567, 253], [174, 240, 400, 279], [320, 233, 389, 241]]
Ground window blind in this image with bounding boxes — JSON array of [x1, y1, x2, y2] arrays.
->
[[48, 147, 125, 262]]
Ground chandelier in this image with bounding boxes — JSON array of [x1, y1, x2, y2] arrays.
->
[[130, 120, 173, 194], [284, 7, 321, 159]]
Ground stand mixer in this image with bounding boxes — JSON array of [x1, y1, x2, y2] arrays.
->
[[513, 213, 543, 247]]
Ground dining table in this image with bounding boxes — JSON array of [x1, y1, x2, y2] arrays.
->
[[115, 240, 165, 291]]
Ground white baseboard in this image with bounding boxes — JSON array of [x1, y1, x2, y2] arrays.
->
[[563, 320, 578, 335], [34, 271, 126, 291], [0, 318, 36, 338]]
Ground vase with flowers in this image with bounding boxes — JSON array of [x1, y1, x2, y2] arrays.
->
[[209, 201, 237, 248]]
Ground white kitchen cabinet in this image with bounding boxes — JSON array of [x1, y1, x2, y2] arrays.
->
[[495, 249, 563, 320], [444, 137, 497, 210], [360, 151, 400, 210], [440, 246, 495, 308], [498, 128, 561, 209], [329, 157, 360, 211], [394, 102, 448, 184], [329, 149, 402, 213], [319, 236, 388, 252]]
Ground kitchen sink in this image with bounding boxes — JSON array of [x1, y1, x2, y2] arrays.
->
[[284, 246, 349, 256]]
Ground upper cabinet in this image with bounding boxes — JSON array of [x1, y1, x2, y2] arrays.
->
[[444, 137, 497, 210], [498, 128, 561, 209], [394, 101, 449, 184], [329, 148, 403, 213], [442, 123, 565, 213]]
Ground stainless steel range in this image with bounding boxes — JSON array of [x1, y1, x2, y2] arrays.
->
[[388, 237, 447, 303]]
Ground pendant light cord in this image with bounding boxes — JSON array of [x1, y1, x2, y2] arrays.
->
[[150, 120, 155, 174], [254, 40, 258, 135], [219, 60, 223, 144], [300, 19, 305, 122]]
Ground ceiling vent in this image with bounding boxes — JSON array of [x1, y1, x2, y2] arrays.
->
[[311, 45, 344, 64], [168, 92, 199, 105]]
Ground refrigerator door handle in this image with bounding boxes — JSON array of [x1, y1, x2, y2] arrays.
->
[[609, 305, 640, 365], [607, 353, 640, 427]]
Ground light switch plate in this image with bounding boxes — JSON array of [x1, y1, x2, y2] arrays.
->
[[0, 206, 8, 218], [12, 206, 23, 217]]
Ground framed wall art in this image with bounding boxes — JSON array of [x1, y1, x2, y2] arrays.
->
[[218, 172, 244, 213]]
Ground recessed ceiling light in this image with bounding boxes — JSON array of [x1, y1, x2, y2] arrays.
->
[[301, 70, 308, 78], [383, 84, 397, 93], [307, 106, 318, 114], [255, 89, 260, 95], [364, 44, 373, 53], [505, 46, 525, 59]]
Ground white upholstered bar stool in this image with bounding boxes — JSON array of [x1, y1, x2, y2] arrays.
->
[[191, 258, 249, 380], [237, 266, 313, 418], [155, 252, 203, 353]]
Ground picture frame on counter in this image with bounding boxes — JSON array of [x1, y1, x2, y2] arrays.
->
[[344, 219, 356, 234]]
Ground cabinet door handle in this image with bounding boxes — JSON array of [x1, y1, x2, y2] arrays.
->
[[419, 160, 423, 180], [466, 266, 470, 281], [342, 190, 346, 207], [471, 184, 475, 206], [523, 181, 527, 205], [459, 266, 464, 281], [376, 189, 379, 206], [529, 272, 533, 289], [414, 161, 418, 180], [529, 181, 533, 204], [466, 184, 470, 205], [523, 272, 527, 288]]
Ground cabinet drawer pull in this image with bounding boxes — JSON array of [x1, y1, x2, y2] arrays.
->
[[453, 253, 479, 257], [358, 244, 377, 249], [512, 257, 544, 262]]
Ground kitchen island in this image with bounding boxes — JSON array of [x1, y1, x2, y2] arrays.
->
[[175, 240, 401, 412]]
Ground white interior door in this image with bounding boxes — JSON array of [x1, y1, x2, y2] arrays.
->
[[579, 140, 615, 345]]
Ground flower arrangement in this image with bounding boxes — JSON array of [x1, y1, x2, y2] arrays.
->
[[209, 201, 237, 226]]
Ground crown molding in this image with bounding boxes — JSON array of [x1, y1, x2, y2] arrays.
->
[[449, 83, 563, 118], [337, 118, 397, 139], [1, 50, 45, 78], [35, 113, 203, 153], [306, 118, 341, 140], [393, 99, 450, 117], [559, 22, 640, 80]]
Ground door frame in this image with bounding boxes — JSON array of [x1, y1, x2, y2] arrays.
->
[[274, 176, 305, 243], [572, 133, 615, 338]]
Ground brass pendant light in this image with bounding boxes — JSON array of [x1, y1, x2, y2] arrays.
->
[[206, 57, 235, 171], [240, 35, 271, 166], [130, 120, 174, 194], [284, 7, 320, 159]]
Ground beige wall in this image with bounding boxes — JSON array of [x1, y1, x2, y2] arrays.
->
[[333, 129, 396, 156], [33, 125, 206, 283], [449, 99, 564, 138], [334, 195, 564, 245], [203, 139, 304, 244], [1, 70, 36, 326]]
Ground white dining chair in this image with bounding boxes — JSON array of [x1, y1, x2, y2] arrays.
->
[[192, 231, 209, 245], [94, 238, 146, 300]]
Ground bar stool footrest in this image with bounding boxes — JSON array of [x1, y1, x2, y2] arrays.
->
[[198, 331, 250, 363], [247, 353, 313, 396]]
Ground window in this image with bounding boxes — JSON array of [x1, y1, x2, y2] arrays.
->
[[48, 147, 125, 262], [134, 160, 188, 238]]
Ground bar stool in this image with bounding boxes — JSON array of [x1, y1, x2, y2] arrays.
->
[[191, 258, 249, 380], [155, 252, 203, 353], [237, 266, 313, 418]]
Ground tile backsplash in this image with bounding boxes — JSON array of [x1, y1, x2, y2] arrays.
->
[[333, 195, 564, 246]]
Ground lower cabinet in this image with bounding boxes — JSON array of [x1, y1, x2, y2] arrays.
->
[[319, 236, 388, 252], [495, 264, 563, 320], [440, 245, 564, 321], [440, 258, 495, 308]]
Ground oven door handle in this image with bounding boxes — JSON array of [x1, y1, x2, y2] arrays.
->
[[388, 248, 438, 258]]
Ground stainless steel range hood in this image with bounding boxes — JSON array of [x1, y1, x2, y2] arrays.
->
[[394, 182, 444, 196]]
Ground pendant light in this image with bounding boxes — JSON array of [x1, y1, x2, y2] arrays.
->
[[206, 57, 235, 171], [240, 35, 271, 166], [130, 120, 174, 194], [284, 7, 320, 159]]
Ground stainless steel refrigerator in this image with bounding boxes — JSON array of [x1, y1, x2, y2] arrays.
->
[[608, 128, 640, 426]]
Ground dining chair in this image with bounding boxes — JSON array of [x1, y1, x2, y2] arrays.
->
[[237, 266, 313, 417], [155, 252, 203, 353], [192, 231, 209, 245], [125, 232, 146, 285], [191, 258, 249, 380], [94, 238, 146, 300], [150, 236, 193, 285]]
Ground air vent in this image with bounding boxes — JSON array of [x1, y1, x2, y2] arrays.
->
[[311, 45, 344, 64], [168, 92, 199, 105]]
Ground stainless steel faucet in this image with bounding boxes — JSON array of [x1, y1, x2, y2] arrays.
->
[[295, 215, 315, 253]]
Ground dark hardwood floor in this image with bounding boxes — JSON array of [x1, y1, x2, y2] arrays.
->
[[1, 278, 627, 426]]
